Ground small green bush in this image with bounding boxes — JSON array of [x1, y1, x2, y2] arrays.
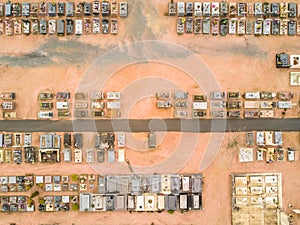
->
[[72, 203, 79, 211], [71, 174, 79, 182], [30, 191, 39, 198], [39, 198, 45, 204]]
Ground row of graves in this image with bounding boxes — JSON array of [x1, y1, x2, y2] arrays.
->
[[38, 91, 71, 119], [0, 1, 128, 18], [74, 91, 121, 119], [38, 195, 79, 212], [168, 2, 300, 36], [156, 91, 295, 119], [1, 195, 34, 212], [62, 132, 125, 163], [169, 2, 299, 18], [40, 132, 114, 164], [0, 17, 120, 35], [0, 175, 34, 192], [0, 133, 33, 164], [0, 174, 95, 212], [35, 174, 97, 194], [240, 131, 297, 163], [231, 173, 283, 225], [94, 132, 125, 163], [1, 132, 73, 164], [0, 1, 128, 36], [38, 91, 122, 119], [276, 53, 300, 87], [0, 132, 127, 164], [209, 91, 295, 118], [0, 173, 203, 213], [80, 174, 203, 212], [0, 92, 16, 119], [176, 17, 300, 36]]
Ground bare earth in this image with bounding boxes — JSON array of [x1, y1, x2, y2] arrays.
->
[[0, 0, 300, 224]]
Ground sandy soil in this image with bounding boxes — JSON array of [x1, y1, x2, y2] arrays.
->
[[0, 1, 299, 120], [0, 0, 299, 224]]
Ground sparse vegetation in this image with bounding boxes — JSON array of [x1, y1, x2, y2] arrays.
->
[[38, 198, 45, 204], [227, 137, 239, 148], [30, 191, 39, 198], [71, 174, 79, 182], [27, 198, 33, 206], [72, 203, 79, 211], [25, 185, 31, 191], [168, 210, 175, 214], [164, 12, 168, 16]]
